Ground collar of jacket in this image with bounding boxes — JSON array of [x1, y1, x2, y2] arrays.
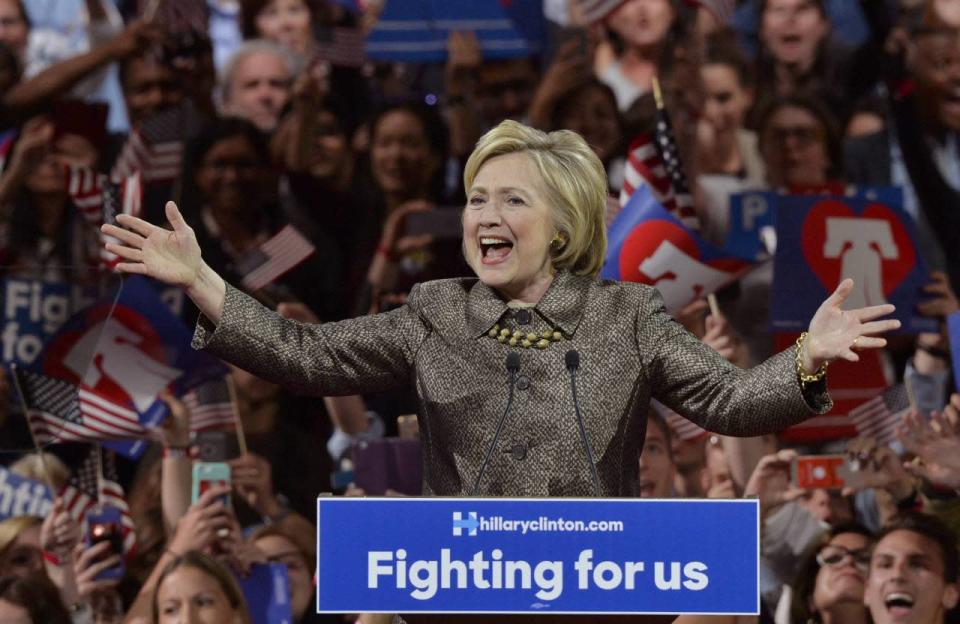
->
[[464, 270, 594, 339]]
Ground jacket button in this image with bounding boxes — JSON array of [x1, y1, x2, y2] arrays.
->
[[510, 443, 527, 460], [515, 309, 532, 325], [516, 375, 530, 390]]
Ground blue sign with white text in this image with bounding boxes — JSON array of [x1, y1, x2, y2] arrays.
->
[[316, 498, 759, 615]]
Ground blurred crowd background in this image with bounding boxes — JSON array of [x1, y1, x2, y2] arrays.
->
[[1, 0, 960, 622]]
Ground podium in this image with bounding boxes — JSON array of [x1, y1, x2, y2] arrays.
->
[[316, 498, 759, 616]]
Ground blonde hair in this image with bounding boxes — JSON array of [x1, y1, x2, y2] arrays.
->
[[463, 120, 608, 276], [0, 516, 42, 556], [9, 452, 70, 490]]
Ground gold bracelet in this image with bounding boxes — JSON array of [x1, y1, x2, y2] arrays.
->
[[795, 331, 828, 388]]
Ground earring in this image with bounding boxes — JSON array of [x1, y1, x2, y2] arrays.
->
[[550, 233, 566, 250]]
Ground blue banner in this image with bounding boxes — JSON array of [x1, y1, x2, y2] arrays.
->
[[316, 498, 759, 615], [771, 194, 937, 333], [366, 0, 540, 63], [0, 278, 98, 367], [949, 311, 960, 393], [0, 465, 54, 521], [723, 187, 905, 262], [239, 563, 293, 624]]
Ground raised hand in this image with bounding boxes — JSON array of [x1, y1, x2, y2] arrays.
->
[[101, 201, 202, 287], [803, 279, 901, 372], [743, 449, 805, 518], [898, 409, 960, 490]]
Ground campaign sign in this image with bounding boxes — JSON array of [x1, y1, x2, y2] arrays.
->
[[724, 191, 777, 261], [949, 311, 960, 393], [239, 563, 293, 624], [723, 187, 905, 262], [0, 465, 54, 521], [316, 498, 759, 615], [366, 0, 538, 63], [602, 185, 753, 314], [37, 276, 226, 457], [1, 278, 94, 367], [771, 195, 937, 333]]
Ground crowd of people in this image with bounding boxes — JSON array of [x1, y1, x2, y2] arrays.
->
[[0, 0, 959, 622]]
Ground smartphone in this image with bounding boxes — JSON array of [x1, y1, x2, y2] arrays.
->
[[86, 507, 125, 580], [404, 209, 463, 240], [193, 431, 239, 462], [792, 455, 856, 490], [192, 461, 232, 508]]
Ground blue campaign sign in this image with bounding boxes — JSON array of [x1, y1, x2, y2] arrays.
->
[[723, 187, 904, 262], [366, 0, 539, 63], [0, 278, 95, 367], [771, 195, 937, 333], [0, 465, 54, 521], [949, 311, 960, 393], [239, 563, 293, 624], [316, 498, 759, 615], [724, 191, 776, 261]]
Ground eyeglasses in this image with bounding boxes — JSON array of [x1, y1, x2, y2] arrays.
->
[[816, 545, 871, 570], [767, 126, 824, 147]]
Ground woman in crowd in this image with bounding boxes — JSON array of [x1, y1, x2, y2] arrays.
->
[[528, 36, 626, 194], [757, 93, 843, 191], [790, 523, 874, 624], [357, 100, 468, 315], [103, 119, 899, 498], [240, 0, 324, 59], [696, 30, 763, 183], [597, 0, 685, 112], [0, 574, 72, 624], [178, 116, 345, 321], [152, 550, 250, 624], [0, 114, 103, 282]]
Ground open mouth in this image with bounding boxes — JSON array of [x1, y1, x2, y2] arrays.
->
[[479, 236, 514, 264], [884, 592, 915, 618]]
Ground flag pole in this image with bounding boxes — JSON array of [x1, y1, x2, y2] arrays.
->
[[8, 364, 57, 492], [143, 0, 162, 22], [707, 293, 721, 319], [651, 75, 664, 111], [225, 375, 248, 456], [904, 375, 917, 412]]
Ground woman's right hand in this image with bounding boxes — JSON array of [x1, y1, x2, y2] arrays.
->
[[167, 484, 234, 556], [101, 201, 203, 289]]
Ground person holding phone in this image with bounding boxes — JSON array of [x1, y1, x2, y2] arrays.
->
[[103, 119, 900, 499]]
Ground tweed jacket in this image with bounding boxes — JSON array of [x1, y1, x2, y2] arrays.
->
[[192, 270, 832, 497]]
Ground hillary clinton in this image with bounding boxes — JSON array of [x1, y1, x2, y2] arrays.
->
[[102, 120, 899, 497]]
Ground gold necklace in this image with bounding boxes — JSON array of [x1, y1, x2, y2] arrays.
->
[[487, 323, 565, 349]]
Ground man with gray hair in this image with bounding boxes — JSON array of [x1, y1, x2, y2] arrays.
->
[[219, 39, 295, 132]]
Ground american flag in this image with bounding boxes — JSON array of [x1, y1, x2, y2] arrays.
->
[[236, 225, 316, 291], [850, 384, 912, 446], [183, 378, 236, 433], [653, 400, 707, 442], [315, 27, 366, 67], [111, 106, 185, 183], [620, 107, 699, 230], [13, 368, 149, 444], [60, 446, 137, 555], [67, 167, 143, 269], [571, 0, 626, 23]]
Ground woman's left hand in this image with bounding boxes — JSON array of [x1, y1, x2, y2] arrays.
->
[[803, 279, 901, 372]]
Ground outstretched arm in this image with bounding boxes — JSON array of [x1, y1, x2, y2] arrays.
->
[[102, 201, 227, 324]]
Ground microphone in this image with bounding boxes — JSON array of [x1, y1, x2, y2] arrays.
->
[[471, 352, 521, 495], [565, 349, 601, 497]]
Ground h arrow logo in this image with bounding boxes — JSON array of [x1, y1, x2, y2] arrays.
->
[[452, 511, 479, 536]]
